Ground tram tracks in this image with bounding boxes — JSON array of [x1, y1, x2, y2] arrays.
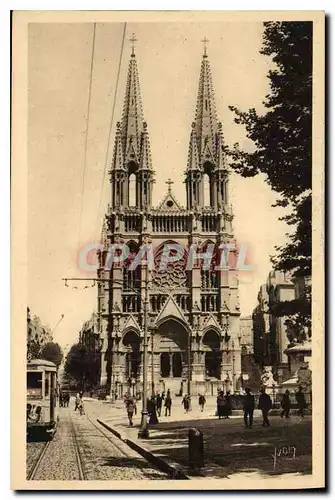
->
[[26, 407, 168, 480], [27, 441, 51, 480]]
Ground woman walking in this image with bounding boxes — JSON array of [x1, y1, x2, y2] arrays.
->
[[217, 391, 226, 419], [182, 394, 191, 413]]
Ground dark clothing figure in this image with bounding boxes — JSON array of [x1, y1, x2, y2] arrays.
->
[[156, 394, 163, 416], [224, 393, 233, 419], [217, 392, 226, 419], [296, 388, 306, 417], [199, 395, 206, 412], [126, 397, 136, 427], [258, 391, 272, 427], [281, 391, 291, 418], [164, 390, 172, 416], [148, 396, 158, 425], [182, 395, 190, 413], [243, 390, 255, 428]]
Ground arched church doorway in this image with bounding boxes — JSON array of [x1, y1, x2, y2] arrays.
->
[[122, 330, 141, 379], [202, 329, 221, 379], [157, 319, 189, 381]]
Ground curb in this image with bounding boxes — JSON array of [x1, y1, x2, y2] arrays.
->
[[97, 419, 189, 480]]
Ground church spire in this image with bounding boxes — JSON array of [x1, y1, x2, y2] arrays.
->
[[194, 43, 218, 160], [110, 35, 154, 210], [121, 36, 144, 161], [185, 42, 228, 210]]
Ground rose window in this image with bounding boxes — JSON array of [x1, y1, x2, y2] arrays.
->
[[152, 244, 187, 289]]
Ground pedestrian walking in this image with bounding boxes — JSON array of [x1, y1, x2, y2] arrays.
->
[[198, 394, 206, 412], [156, 393, 163, 417], [148, 395, 159, 424], [164, 389, 172, 416], [224, 391, 232, 419], [182, 394, 190, 413], [280, 390, 291, 418], [126, 395, 136, 427], [258, 387, 272, 427], [217, 391, 226, 419], [295, 386, 307, 417], [74, 393, 81, 411], [243, 388, 255, 428]]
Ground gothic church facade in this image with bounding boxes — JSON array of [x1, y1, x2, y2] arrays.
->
[[97, 43, 241, 397]]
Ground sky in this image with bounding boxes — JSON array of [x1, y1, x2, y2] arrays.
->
[[28, 21, 289, 348]]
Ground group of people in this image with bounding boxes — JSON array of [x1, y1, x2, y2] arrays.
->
[[242, 386, 307, 429], [124, 390, 174, 427], [123, 385, 308, 428], [154, 390, 172, 417]]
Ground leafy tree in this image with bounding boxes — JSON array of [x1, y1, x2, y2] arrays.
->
[[27, 340, 41, 360], [228, 21, 312, 338], [40, 342, 63, 368], [64, 343, 99, 390]]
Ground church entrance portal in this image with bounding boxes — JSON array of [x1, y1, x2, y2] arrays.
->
[[202, 330, 221, 379], [160, 352, 183, 378], [157, 319, 189, 380]]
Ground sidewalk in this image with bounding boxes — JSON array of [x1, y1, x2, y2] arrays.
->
[[86, 399, 312, 480]]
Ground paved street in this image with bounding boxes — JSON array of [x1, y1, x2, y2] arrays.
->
[[26, 405, 169, 480], [86, 397, 312, 480]]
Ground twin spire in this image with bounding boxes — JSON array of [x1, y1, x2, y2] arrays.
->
[[110, 35, 227, 210]]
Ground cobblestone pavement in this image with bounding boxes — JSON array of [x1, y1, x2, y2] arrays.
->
[[26, 406, 169, 480], [88, 399, 312, 480]]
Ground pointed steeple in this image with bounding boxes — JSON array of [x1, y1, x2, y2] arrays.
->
[[194, 48, 218, 160], [121, 47, 144, 159], [185, 42, 229, 210], [109, 36, 154, 210]]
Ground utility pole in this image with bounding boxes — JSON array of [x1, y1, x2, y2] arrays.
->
[[138, 262, 149, 439]]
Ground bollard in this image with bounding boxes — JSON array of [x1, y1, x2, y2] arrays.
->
[[188, 428, 204, 475]]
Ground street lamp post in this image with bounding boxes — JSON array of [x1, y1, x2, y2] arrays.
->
[[151, 328, 155, 398], [138, 263, 149, 439], [232, 340, 236, 393]]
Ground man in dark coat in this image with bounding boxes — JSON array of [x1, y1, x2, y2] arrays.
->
[[164, 389, 172, 416], [156, 393, 163, 417], [198, 394, 206, 412], [280, 390, 291, 418], [243, 388, 255, 428], [224, 391, 232, 419], [258, 387, 272, 426], [295, 386, 307, 417]]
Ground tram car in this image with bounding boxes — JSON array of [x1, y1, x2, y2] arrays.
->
[[27, 359, 59, 439]]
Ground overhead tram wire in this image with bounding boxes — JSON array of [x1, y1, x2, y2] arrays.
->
[[77, 22, 97, 250], [93, 22, 127, 243]]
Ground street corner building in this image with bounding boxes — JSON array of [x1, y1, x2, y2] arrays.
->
[[97, 43, 242, 398]]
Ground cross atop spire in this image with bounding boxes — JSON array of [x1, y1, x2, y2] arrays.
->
[[165, 178, 174, 193], [201, 37, 209, 57], [129, 33, 138, 56]]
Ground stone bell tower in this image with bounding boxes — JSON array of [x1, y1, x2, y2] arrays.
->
[[99, 38, 241, 397]]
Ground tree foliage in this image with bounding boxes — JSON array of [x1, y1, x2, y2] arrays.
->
[[40, 342, 64, 367], [27, 340, 41, 360], [64, 343, 99, 390], [228, 22, 312, 337]]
